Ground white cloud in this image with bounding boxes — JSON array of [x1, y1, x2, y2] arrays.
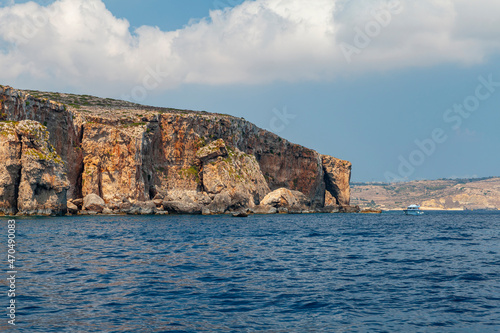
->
[[0, 0, 499, 96]]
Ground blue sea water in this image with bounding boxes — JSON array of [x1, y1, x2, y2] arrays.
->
[[1, 211, 499, 332]]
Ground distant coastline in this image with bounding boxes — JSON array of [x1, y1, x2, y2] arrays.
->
[[351, 177, 500, 211], [386, 207, 498, 211]]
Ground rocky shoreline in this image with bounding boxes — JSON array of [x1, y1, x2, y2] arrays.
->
[[65, 190, 360, 217], [0, 86, 359, 217]]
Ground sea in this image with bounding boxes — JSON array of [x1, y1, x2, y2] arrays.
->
[[1, 211, 499, 332]]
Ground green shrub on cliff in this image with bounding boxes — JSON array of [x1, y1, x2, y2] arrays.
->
[[0, 121, 18, 137], [16, 121, 65, 165], [179, 165, 201, 184]]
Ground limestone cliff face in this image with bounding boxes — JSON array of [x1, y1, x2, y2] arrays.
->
[[0, 87, 83, 199], [0, 121, 68, 216], [198, 139, 270, 208], [81, 122, 147, 202], [0, 122, 21, 215], [322, 155, 352, 206], [153, 113, 326, 206], [77, 112, 328, 207], [0, 86, 353, 215]]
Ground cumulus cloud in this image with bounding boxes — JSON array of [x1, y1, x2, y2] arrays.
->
[[0, 0, 499, 95]]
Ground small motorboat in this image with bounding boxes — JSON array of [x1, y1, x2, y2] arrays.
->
[[404, 204, 424, 215]]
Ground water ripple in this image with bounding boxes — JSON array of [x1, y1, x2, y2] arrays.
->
[[1, 211, 499, 332]]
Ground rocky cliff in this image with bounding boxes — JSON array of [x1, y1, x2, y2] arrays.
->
[[0, 120, 68, 215], [0, 85, 355, 216]]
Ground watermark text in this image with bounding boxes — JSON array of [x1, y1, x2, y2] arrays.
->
[[6, 219, 16, 326]]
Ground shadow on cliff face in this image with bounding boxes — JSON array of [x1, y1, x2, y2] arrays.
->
[[322, 155, 352, 207]]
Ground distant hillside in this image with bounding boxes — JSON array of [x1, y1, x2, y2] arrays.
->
[[351, 177, 500, 211]]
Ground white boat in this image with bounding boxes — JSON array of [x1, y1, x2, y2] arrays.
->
[[404, 204, 424, 215]]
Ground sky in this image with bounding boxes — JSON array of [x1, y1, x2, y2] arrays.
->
[[0, 0, 499, 182]]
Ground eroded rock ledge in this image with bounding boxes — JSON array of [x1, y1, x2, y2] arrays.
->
[[0, 86, 359, 216], [0, 120, 68, 216]]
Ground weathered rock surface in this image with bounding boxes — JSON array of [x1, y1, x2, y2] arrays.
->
[[151, 113, 327, 207], [116, 200, 158, 215], [162, 190, 210, 214], [81, 122, 148, 202], [206, 192, 231, 214], [102, 207, 113, 215], [67, 201, 79, 214], [196, 138, 228, 162], [139, 201, 157, 215], [163, 201, 203, 214], [319, 205, 341, 213], [322, 155, 352, 206], [252, 205, 278, 215], [0, 121, 68, 216], [72, 198, 84, 208], [340, 205, 361, 213], [119, 202, 132, 214], [1, 87, 83, 199], [0, 122, 21, 215], [200, 140, 270, 210], [324, 190, 338, 206], [0, 86, 354, 215], [360, 208, 382, 214], [83, 193, 106, 213], [16, 121, 69, 215], [261, 188, 309, 211]]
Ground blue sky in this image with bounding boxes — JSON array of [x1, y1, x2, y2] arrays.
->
[[1, 0, 499, 182]]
